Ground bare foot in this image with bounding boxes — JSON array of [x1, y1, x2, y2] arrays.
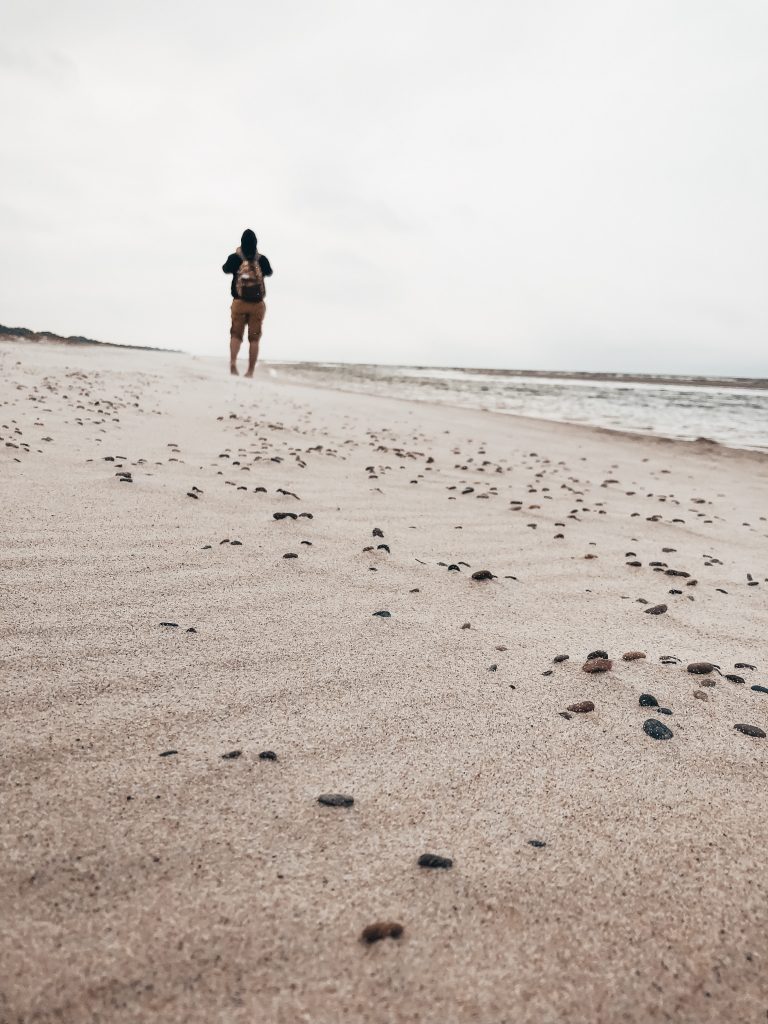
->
[[230, 363, 239, 376], [244, 370, 254, 378]]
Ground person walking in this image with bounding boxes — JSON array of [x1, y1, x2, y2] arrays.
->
[[222, 229, 273, 377]]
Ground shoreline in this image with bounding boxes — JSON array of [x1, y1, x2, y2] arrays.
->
[[270, 362, 768, 460]]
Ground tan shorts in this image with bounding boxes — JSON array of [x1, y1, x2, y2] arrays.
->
[[230, 298, 266, 346]]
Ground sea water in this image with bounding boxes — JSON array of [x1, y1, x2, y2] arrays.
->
[[277, 362, 768, 453]]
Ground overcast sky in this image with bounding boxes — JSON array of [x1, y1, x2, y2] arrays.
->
[[2, 0, 767, 374]]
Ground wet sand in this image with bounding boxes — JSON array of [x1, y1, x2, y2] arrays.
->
[[1, 339, 767, 1024]]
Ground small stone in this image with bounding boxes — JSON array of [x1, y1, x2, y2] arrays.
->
[[471, 569, 495, 581], [372, 610, 391, 617], [700, 678, 716, 687], [645, 604, 668, 615], [566, 700, 595, 713], [186, 627, 197, 633], [258, 751, 277, 760], [587, 649, 608, 661], [735, 663, 756, 670], [221, 750, 242, 760], [693, 690, 708, 701], [751, 685, 768, 695], [643, 719, 673, 740], [724, 674, 745, 684], [657, 707, 673, 716], [582, 658, 612, 673], [639, 693, 658, 707], [361, 921, 403, 944], [318, 793, 354, 807], [687, 662, 714, 674], [283, 552, 298, 559], [418, 853, 453, 869], [558, 711, 573, 719], [159, 621, 179, 627], [528, 840, 546, 848], [273, 512, 298, 520], [553, 654, 569, 663], [623, 651, 646, 661], [159, 750, 178, 757], [734, 723, 766, 738]]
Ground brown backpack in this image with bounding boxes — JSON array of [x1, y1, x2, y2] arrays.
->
[[235, 255, 266, 302]]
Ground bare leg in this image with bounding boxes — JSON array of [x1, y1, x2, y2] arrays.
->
[[244, 302, 265, 378], [245, 341, 259, 377], [229, 336, 241, 374]]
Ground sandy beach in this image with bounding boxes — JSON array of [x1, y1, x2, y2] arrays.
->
[[1, 339, 767, 1024]]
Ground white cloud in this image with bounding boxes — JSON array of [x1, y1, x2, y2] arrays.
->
[[1, 0, 767, 374]]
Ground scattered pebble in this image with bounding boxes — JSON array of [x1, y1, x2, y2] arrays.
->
[[645, 604, 668, 615], [693, 690, 708, 701], [159, 621, 179, 628], [751, 685, 768, 695], [471, 569, 495, 581], [372, 610, 391, 618], [418, 853, 453, 869], [623, 651, 646, 661], [553, 654, 569, 663], [566, 700, 595, 713], [361, 921, 403, 944], [687, 662, 714, 675], [221, 750, 242, 760], [318, 793, 354, 807], [639, 694, 658, 707], [159, 750, 178, 757], [528, 840, 546, 848], [259, 751, 277, 760], [643, 719, 673, 740], [587, 649, 608, 661], [583, 658, 612, 673], [734, 724, 766, 738]]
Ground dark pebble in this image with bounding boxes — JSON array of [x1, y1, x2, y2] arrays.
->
[[643, 719, 673, 740], [186, 627, 197, 633], [283, 552, 298, 559], [735, 663, 756, 670], [724, 674, 745, 684], [657, 707, 673, 716], [258, 751, 277, 760], [159, 622, 179, 628], [734, 724, 766, 738], [318, 793, 354, 807], [528, 840, 546, 848], [751, 685, 768, 695], [587, 649, 608, 661], [687, 662, 714, 674], [373, 610, 391, 617], [361, 921, 403, 944], [553, 654, 569, 663], [221, 750, 242, 759], [418, 853, 453, 869], [645, 604, 668, 615], [273, 512, 297, 520], [639, 693, 658, 707], [471, 569, 495, 580], [159, 750, 178, 757], [558, 712, 573, 720], [623, 651, 646, 661]]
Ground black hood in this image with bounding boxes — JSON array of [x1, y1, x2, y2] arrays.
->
[[241, 229, 257, 259]]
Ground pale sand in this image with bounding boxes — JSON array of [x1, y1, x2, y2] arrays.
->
[[1, 340, 767, 1024]]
